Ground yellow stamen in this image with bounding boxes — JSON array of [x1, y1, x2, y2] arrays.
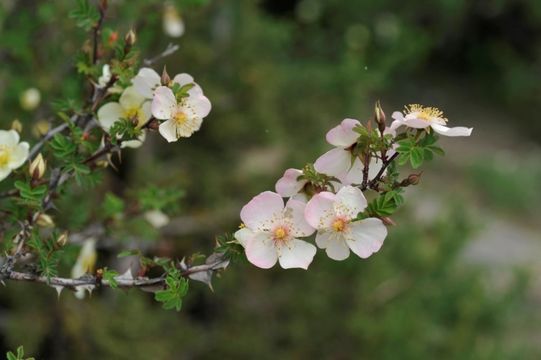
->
[[0, 146, 10, 167], [404, 104, 447, 123], [173, 111, 187, 125], [273, 227, 288, 242], [332, 219, 346, 232]]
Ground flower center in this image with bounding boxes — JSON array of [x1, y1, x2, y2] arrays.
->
[[173, 110, 187, 125], [0, 146, 10, 167], [405, 104, 447, 123], [332, 218, 347, 232], [123, 107, 144, 125], [273, 226, 289, 243]]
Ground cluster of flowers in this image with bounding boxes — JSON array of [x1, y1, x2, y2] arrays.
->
[[97, 67, 211, 145], [235, 106, 472, 270]]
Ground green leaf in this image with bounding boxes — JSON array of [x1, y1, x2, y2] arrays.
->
[[103, 268, 119, 289], [69, 0, 100, 31], [154, 267, 189, 311], [102, 192, 125, 218], [49, 133, 77, 159], [410, 147, 424, 168]]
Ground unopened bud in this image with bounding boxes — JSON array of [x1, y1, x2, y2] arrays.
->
[[57, 231, 69, 247], [20, 88, 41, 111], [95, 160, 109, 168], [374, 100, 386, 133], [147, 119, 160, 130], [32, 120, 50, 137], [381, 217, 396, 226], [161, 66, 171, 86], [11, 119, 23, 133], [125, 29, 136, 47], [36, 213, 54, 228], [407, 172, 422, 186], [29, 153, 46, 180]]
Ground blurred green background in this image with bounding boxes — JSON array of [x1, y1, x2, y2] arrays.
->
[[1, 0, 541, 358]]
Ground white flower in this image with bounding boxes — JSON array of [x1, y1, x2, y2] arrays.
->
[[97, 86, 150, 148], [20, 88, 41, 111], [97, 64, 112, 88], [235, 191, 316, 269], [391, 104, 473, 137], [0, 130, 29, 182], [132, 67, 161, 99], [275, 167, 342, 201], [71, 238, 97, 299], [163, 3, 185, 38], [151, 73, 211, 142], [314, 118, 392, 185], [304, 186, 387, 261], [144, 209, 170, 228]]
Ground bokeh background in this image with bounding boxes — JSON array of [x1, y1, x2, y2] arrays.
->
[[1, 0, 541, 358]]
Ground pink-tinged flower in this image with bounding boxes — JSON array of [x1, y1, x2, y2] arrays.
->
[[234, 191, 317, 269], [275, 168, 307, 198], [314, 119, 393, 185], [305, 186, 387, 261], [391, 104, 472, 137], [151, 74, 211, 142]]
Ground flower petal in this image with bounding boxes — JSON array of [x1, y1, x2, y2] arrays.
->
[[132, 67, 161, 99], [172, 73, 203, 96], [0, 167, 12, 182], [275, 168, 306, 197], [304, 191, 336, 230], [158, 119, 179, 143], [183, 94, 211, 119], [97, 102, 123, 131], [431, 123, 473, 137], [0, 130, 19, 147], [326, 118, 360, 147], [234, 227, 255, 247], [314, 147, 351, 177], [8, 142, 29, 169], [240, 191, 284, 231], [152, 86, 177, 120], [325, 234, 350, 261], [403, 113, 430, 128], [245, 233, 278, 269], [285, 198, 315, 237], [334, 186, 367, 220], [119, 86, 145, 109], [346, 218, 387, 258], [278, 239, 316, 269], [343, 157, 363, 185], [121, 130, 146, 148]]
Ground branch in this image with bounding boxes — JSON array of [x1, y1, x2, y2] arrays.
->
[[363, 152, 399, 191], [143, 43, 179, 66]]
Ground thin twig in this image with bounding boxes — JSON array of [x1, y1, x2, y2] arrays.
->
[[143, 43, 180, 66], [364, 152, 399, 191]]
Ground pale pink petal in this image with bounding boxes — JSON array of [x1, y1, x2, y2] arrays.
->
[[326, 118, 360, 147], [172, 73, 204, 96], [245, 233, 278, 269], [343, 157, 363, 185], [325, 234, 350, 261], [240, 191, 284, 231], [391, 111, 404, 121], [278, 239, 316, 269], [234, 227, 255, 247], [314, 147, 352, 177], [346, 218, 387, 258], [304, 191, 336, 230], [285, 198, 315, 237], [431, 123, 473, 137], [151, 86, 177, 120], [403, 113, 430, 128], [275, 168, 306, 197], [367, 158, 384, 182], [315, 231, 332, 249], [334, 186, 367, 220], [158, 119, 179, 143], [182, 94, 211, 119]]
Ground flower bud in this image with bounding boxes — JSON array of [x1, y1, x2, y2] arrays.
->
[[20, 88, 41, 111], [29, 153, 46, 180], [95, 160, 109, 168], [32, 120, 50, 137], [36, 213, 55, 228], [407, 173, 422, 186], [161, 66, 171, 86], [163, 3, 185, 38], [374, 100, 386, 133], [125, 29, 136, 47], [147, 119, 160, 130], [57, 231, 69, 247], [11, 119, 23, 133]]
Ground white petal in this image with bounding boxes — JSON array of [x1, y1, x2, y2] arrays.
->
[[325, 118, 360, 147], [0, 130, 19, 147], [0, 167, 12, 182], [334, 186, 367, 220], [119, 86, 145, 109], [97, 102, 123, 131], [144, 209, 169, 228], [315, 231, 332, 249], [245, 233, 278, 269], [172, 73, 203, 96], [343, 157, 363, 185], [391, 111, 404, 121], [151, 86, 177, 120], [278, 239, 316, 269], [182, 94, 211, 119], [285, 198, 315, 237], [8, 142, 29, 169], [275, 168, 306, 197], [431, 123, 473, 137], [314, 147, 352, 177], [138, 101, 152, 126], [240, 191, 284, 232], [403, 113, 430, 128], [158, 119, 179, 143], [132, 67, 161, 99], [346, 218, 387, 258], [325, 234, 350, 261], [304, 191, 336, 230], [234, 227, 255, 247], [121, 130, 146, 149]]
